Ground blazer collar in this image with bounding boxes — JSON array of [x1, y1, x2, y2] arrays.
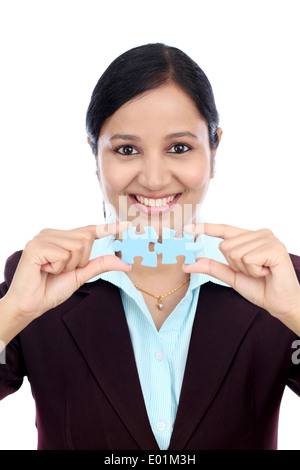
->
[[168, 282, 259, 449], [63, 280, 259, 450], [63, 279, 159, 450]]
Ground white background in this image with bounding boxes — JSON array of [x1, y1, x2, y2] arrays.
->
[[0, 0, 299, 450]]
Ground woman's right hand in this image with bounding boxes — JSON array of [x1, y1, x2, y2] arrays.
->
[[2, 221, 132, 323]]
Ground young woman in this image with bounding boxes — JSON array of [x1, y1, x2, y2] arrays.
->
[[0, 43, 300, 450]]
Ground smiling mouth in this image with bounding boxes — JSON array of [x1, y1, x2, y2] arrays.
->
[[134, 194, 178, 207], [132, 194, 179, 207]]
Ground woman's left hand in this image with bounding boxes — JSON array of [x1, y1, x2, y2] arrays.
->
[[182, 223, 300, 335]]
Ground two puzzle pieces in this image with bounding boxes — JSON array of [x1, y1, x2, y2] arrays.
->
[[113, 226, 203, 267]]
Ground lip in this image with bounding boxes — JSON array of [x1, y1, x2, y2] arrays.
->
[[128, 193, 182, 215], [133, 193, 180, 199]]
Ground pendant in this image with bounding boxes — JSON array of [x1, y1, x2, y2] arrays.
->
[[157, 297, 163, 310]]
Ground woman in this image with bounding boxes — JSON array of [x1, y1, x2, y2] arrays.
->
[[0, 43, 300, 450]]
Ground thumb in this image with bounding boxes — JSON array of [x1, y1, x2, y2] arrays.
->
[[183, 257, 236, 287], [75, 255, 132, 286]]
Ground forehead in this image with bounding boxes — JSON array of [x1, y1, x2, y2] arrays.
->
[[99, 82, 207, 139]]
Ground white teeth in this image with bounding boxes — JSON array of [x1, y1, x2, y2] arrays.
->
[[135, 194, 177, 206]]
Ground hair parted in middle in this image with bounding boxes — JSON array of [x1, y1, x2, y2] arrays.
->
[[86, 42, 220, 156]]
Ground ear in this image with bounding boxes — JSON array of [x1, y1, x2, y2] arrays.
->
[[216, 127, 223, 145], [87, 135, 99, 163], [210, 127, 223, 178]]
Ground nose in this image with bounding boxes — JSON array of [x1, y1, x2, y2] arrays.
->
[[137, 151, 172, 190]]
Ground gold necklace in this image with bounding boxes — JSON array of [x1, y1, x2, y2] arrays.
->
[[133, 277, 190, 310]]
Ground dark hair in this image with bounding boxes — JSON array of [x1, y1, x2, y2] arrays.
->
[[86, 43, 220, 155]]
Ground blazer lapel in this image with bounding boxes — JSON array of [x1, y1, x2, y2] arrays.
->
[[169, 282, 259, 450], [62, 279, 159, 450], [62, 279, 259, 451]]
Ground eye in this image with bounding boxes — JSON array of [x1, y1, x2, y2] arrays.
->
[[168, 143, 192, 154], [115, 145, 139, 156]]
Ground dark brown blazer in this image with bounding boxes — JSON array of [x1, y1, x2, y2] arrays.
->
[[1, 251, 300, 450]]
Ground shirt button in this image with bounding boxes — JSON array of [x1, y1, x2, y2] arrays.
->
[[156, 420, 166, 432], [155, 350, 164, 361]]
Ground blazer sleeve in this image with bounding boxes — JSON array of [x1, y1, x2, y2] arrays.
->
[[286, 254, 300, 396], [0, 251, 27, 400], [1, 251, 300, 401]]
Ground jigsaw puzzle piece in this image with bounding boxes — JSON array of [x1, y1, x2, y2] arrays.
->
[[154, 228, 203, 264], [113, 226, 159, 267]]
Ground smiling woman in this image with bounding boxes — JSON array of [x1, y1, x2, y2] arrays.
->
[[95, 82, 218, 232], [0, 43, 300, 451]]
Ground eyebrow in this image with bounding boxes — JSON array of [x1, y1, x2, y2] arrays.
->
[[109, 131, 199, 142]]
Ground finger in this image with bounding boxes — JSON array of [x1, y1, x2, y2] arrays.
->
[[74, 255, 132, 286], [37, 222, 131, 271], [219, 228, 275, 252], [182, 257, 238, 288], [36, 235, 90, 271], [31, 243, 73, 275], [37, 222, 132, 243], [219, 234, 276, 276], [183, 222, 205, 235], [35, 236, 89, 272], [184, 223, 250, 240], [95, 221, 132, 238], [240, 241, 286, 277]]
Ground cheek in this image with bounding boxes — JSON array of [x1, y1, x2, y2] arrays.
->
[[99, 156, 131, 193], [181, 158, 211, 190]]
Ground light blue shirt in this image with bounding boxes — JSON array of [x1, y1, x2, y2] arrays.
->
[[87, 227, 230, 450]]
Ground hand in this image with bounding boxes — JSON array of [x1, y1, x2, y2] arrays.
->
[[4, 222, 132, 321], [183, 223, 300, 334]]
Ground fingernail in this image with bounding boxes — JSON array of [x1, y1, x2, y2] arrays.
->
[[118, 221, 132, 231], [184, 224, 196, 233]]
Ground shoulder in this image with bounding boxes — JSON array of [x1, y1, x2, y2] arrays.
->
[[290, 253, 300, 279], [2, 250, 23, 287], [203, 253, 300, 341]]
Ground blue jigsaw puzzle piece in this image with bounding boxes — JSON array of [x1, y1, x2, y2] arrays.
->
[[113, 226, 159, 267], [154, 228, 203, 264]]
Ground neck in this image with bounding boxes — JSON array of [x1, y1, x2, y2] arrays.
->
[[117, 250, 190, 292]]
